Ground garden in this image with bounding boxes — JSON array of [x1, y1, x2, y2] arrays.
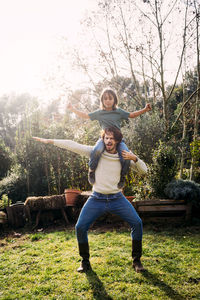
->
[[0, 0, 200, 298]]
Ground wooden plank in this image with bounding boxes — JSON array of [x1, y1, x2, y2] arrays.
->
[[141, 216, 185, 223], [137, 205, 188, 212], [135, 199, 185, 206]]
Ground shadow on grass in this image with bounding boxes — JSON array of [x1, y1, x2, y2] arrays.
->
[[142, 270, 186, 300], [86, 269, 113, 300]]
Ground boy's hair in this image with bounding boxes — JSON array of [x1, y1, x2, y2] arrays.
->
[[100, 88, 118, 110], [101, 126, 123, 144]]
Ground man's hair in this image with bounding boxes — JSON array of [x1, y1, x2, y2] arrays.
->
[[100, 88, 118, 110], [101, 126, 123, 143]]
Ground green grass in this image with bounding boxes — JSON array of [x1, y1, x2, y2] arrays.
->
[[0, 225, 199, 299]]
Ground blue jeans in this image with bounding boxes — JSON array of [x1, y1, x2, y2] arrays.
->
[[75, 191, 143, 243], [89, 138, 130, 176]]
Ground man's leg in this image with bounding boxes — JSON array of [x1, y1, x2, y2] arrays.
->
[[75, 195, 106, 272], [109, 193, 145, 272]]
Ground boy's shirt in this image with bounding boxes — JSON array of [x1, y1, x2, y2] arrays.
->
[[88, 108, 130, 130]]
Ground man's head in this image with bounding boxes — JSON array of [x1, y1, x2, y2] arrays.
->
[[101, 127, 123, 153]]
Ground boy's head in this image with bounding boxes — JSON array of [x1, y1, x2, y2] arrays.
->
[[100, 88, 118, 110]]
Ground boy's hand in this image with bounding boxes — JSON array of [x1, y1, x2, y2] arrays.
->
[[145, 103, 152, 112], [66, 102, 73, 111]]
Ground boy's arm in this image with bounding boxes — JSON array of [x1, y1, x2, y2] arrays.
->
[[129, 103, 151, 118], [67, 103, 90, 119], [122, 150, 147, 175]]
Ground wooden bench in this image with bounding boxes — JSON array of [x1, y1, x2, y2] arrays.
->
[[77, 194, 192, 223], [132, 199, 192, 222]]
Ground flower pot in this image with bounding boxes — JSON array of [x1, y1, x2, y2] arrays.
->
[[126, 196, 135, 202], [64, 189, 81, 206]]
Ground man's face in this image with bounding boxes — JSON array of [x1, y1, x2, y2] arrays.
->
[[103, 132, 118, 153]]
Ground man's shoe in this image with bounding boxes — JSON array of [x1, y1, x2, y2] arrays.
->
[[132, 240, 145, 272], [88, 171, 95, 185], [77, 260, 91, 272], [133, 260, 145, 273]]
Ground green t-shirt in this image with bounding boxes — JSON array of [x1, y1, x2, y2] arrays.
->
[[88, 108, 130, 130]]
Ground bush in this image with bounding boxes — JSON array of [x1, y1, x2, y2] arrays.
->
[[0, 139, 13, 180], [0, 169, 27, 203], [148, 141, 177, 197], [164, 179, 200, 207], [190, 139, 200, 183], [0, 194, 12, 209]]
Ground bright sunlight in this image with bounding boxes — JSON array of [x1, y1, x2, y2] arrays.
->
[[0, 0, 96, 99]]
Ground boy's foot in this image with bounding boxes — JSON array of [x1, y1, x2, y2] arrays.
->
[[88, 170, 95, 185]]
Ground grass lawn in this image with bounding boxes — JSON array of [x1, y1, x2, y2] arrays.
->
[[0, 223, 199, 300]]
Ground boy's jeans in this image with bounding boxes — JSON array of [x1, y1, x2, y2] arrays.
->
[[89, 138, 130, 176], [75, 191, 143, 243]]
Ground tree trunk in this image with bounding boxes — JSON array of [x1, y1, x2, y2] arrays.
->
[[190, 1, 200, 180], [179, 82, 187, 178]]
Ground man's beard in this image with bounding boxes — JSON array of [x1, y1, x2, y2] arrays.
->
[[105, 143, 115, 152]]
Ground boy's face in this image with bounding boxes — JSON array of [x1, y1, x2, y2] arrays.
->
[[102, 92, 115, 110], [104, 132, 117, 154]]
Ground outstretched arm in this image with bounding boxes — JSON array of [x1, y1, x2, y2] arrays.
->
[[32, 137, 92, 157], [122, 150, 147, 174], [129, 103, 152, 119], [67, 103, 90, 119]]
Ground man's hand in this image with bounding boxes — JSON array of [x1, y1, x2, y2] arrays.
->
[[122, 150, 138, 162], [145, 103, 152, 112], [32, 137, 53, 144]]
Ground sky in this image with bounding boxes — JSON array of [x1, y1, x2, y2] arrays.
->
[[0, 0, 96, 100]]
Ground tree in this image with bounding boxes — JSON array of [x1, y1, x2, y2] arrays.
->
[[0, 93, 39, 148], [0, 139, 12, 180]]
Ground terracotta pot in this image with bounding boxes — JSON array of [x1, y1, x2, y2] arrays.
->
[[64, 189, 81, 206], [126, 196, 135, 202]]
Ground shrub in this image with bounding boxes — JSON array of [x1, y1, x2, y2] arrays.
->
[[0, 194, 12, 209], [0, 139, 13, 180], [148, 141, 177, 197], [164, 179, 200, 207], [124, 169, 152, 201], [0, 169, 27, 203]]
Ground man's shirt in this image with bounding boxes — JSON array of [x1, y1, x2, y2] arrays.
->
[[53, 139, 147, 194]]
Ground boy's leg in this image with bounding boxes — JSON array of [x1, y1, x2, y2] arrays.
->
[[117, 141, 131, 188], [75, 195, 106, 272], [88, 138, 105, 184]]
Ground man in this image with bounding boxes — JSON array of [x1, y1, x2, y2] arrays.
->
[[33, 126, 147, 273]]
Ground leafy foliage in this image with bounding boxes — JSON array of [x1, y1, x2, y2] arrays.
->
[[148, 141, 177, 197], [164, 179, 200, 207], [123, 110, 164, 164], [0, 194, 12, 208], [190, 139, 200, 182], [0, 168, 27, 202], [0, 139, 13, 180]]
